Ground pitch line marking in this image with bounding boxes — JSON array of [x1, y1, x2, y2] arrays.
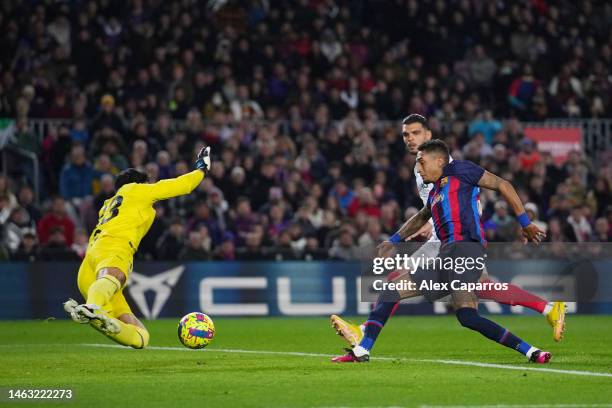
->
[[80, 343, 612, 378], [314, 405, 612, 408], [419, 405, 612, 408]]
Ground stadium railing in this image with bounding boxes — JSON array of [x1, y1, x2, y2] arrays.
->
[[2, 117, 611, 204]]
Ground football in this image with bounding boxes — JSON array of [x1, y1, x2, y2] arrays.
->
[[177, 312, 215, 349]]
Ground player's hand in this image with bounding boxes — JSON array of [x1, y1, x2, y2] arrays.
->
[[407, 222, 433, 241], [195, 146, 211, 174], [377, 241, 396, 258], [521, 223, 546, 245]]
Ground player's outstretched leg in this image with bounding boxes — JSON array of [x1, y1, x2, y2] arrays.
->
[[90, 313, 150, 349], [72, 267, 125, 334], [69, 266, 149, 349], [330, 315, 364, 347], [456, 307, 551, 364], [331, 269, 416, 362], [477, 279, 566, 341], [332, 289, 402, 363]]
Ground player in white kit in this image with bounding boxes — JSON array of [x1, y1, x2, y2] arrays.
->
[[330, 114, 566, 362]]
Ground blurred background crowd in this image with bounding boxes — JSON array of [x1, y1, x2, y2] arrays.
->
[[0, 0, 611, 262]]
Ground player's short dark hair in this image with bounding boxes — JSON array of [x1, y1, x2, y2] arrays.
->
[[418, 139, 449, 162], [114, 168, 148, 190], [402, 113, 430, 129]]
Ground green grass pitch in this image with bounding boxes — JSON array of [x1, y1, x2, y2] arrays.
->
[[1, 315, 612, 407]]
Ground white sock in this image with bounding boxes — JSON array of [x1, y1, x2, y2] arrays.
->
[[353, 345, 369, 357], [526, 346, 538, 359], [542, 302, 553, 316]]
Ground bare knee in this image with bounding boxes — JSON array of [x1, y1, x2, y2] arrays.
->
[[97, 267, 127, 287]]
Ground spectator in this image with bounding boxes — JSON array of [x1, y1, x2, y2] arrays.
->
[[59, 144, 96, 200], [1, 0, 611, 260], [586, 177, 610, 218], [12, 232, 38, 262], [592, 217, 610, 242], [214, 232, 236, 260], [0, 194, 14, 225], [269, 230, 298, 261], [37, 196, 75, 246], [525, 202, 547, 235], [179, 231, 210, 261], [70, 119, 90, 146], [91, 94, 125, 135], [490, 201, 516, 242], [0, 175, 17, 209], [517, 139, 541, 173], [137, 204, 168, 260], [329, 228, 359, 260], [549, 65, 583, 109], [508, 65, 541, 118], [468, 110, 502, 145], [38, 226, 79, 261], [567, 206, 593, 242], [11, 117, 39, 154], [230, 197, 258, 246], [93, 174, 116, 213], [302, 236, 326, 260], [188, 202, 222, 246], [358, 217, 388, 247], [468, 45, 497, 90], [17, 185, 42, 223], [156, 218, 185, 260], [347, 187, 381, 218], [268, 204, 289, 243], [330, 179, 354, 215], [3, 206, 36, 253], [71, 228, 89, 258], [548, 218, 576, 242], [238, 225, 267, 261]]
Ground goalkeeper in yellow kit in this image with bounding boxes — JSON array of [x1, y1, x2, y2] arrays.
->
[[63, 146, 211, 348]]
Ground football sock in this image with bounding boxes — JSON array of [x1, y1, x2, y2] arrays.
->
[[455, 307, 535, 356], [357, 289, 401, 353], [86, 275, 122, 308], [92, 319, 150, 349], [477, 279, 550, 314]]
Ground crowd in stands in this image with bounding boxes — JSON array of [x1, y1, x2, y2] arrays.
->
[[0, 0, 611, 261]]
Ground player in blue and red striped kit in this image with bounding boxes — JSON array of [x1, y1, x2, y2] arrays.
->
[[333, 139, 552, 364]]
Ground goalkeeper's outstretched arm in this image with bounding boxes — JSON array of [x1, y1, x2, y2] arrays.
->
[[134, 146, 211, 202]]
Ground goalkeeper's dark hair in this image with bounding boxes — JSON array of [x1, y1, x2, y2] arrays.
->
[[418, 139, 450, 164], [114, 168, 148, 190], [402, 113, 430, 129]]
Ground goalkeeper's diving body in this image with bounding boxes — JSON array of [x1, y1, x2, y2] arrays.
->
[[63, 147, 211, 348]]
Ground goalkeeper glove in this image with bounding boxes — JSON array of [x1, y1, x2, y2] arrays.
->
[[195, 146, 211, 174]]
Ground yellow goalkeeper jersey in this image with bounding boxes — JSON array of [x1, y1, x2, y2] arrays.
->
[[89, 170, 204, 250]]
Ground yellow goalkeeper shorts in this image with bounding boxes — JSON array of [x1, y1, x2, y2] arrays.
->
[[76, 237, 134, 318]]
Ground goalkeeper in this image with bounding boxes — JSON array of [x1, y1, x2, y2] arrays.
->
[[64, 146, 211, 348]]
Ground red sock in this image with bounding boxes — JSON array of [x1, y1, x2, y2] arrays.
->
[[389, 302, 400, 317], [477, 279, 548, 314]]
